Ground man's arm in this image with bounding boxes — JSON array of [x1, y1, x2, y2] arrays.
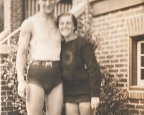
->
[[16, 19, 32, 99], [16, 19, 32, 81]]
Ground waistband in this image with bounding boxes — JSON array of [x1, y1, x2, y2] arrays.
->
[[32, 60, 60, 67]]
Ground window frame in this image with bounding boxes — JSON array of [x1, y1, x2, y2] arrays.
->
[[129, 34, 144, 90], [137, 41, 144, 86]]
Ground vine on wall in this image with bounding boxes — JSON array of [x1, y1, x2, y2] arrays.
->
[[1, 38, 27, 115]]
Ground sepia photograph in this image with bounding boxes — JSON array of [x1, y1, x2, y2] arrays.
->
[[0, 0, 144, 115]]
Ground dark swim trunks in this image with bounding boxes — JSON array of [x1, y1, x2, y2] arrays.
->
[[27, 60, 62, 94]]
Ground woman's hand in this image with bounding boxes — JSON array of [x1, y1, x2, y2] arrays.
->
[[18, 80, 27, 100], [91, 97, 100, 109]]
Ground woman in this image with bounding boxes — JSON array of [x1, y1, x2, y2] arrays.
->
[[57, 13, 101, 115]]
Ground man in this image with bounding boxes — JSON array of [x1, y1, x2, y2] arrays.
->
[[16, 0, 63, 115]]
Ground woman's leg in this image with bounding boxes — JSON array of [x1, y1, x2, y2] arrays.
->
[[65, 102, 79, 115], [26, 83, 45, 115], [79, 102, 91, 115], [45, 83, 63, 115]]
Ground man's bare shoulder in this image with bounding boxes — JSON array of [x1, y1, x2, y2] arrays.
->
[[21, 17, 34, 32]]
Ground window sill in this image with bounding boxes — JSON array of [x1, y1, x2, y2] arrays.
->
[[130, 86, 144, 90], [129, 86, 144, 99]]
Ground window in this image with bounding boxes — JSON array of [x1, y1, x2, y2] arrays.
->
[[130, 35, 144, 89], [137, 41, 144, 86]]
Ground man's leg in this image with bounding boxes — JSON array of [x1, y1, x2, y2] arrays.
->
[[26, 83, 45, 115], [45, 83, 63, 115], [79, 102, 91, 115]]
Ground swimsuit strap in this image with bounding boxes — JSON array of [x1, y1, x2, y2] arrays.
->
[[30, 16, 43, 36]]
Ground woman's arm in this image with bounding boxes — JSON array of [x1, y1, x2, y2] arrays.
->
[[81, 41, 101, 109]]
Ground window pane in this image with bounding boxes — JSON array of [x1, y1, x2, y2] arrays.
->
[[141, 69, 144, 80], [141, 56, 144, 67], [141, 43, 144, 54]]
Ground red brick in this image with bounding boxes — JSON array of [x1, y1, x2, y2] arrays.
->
[[115, 34, 123, 38], [1, 86, 8, 90], [109, 26, 115, 29], [102, 22, 109, 26], [116, 13, 124, 18], [1, 91, 6, 96], [106, 55, 114, 58], [120, 49, 127, 52], [111, 19, 120, 24], [111, 40, 119, 44], [120, 69, 127, 72], [110, 50, 119, 53], [125, 74, 128, 77], [120, 59, 127, 62], [126, 104, 135, 109], [125, 11, 135, 16], [115, 64, 125, 67], [140, 99, 144, 104], [115, 54, 124, 58], [120, 38, 128, 43], [94, 24, 101, 27], [117, 74, 124, 77], [119, 78, 127, 82], [129, 109, 139, 114], [8, 111, 19, 115], [109, 69, 118, 72], [1, 106, 14, 111], [1, 102, 7, 107], [130, 99, 139, 104], [140, 110, 144, 114], [102, 60, 110, 63], [107, 15, 115, 20], [106, 46, 113, 50], [121, 19, 125, 22], [0, 112, 7, 115], [1, 81, 7, 85], [98, 18, 106, 22], [101, 42, 109, 45], [116, 83, 124, 87], [136, 105, 144, 109], [136, 9, 144, 14], [115, 45, 125, 49], [102, 51, 109, 54], [111, 59, 119, 63], [99, 56, 105, 59], [111, 30, 118, 34]]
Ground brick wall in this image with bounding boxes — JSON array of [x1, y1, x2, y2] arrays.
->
[[1, 0, 23, 115], [92, 4, 144, 115], [4, 0, 22, 31], [3, 0, 22, 42], [4, 0, 11, 30], [11, 0, 22, 42]]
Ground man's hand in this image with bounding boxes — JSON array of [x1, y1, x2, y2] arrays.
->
[[91, 97, 100, 109], [18, 81, 27, 100]]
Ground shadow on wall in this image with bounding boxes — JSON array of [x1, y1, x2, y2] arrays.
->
[[0, 0, 4, 33]]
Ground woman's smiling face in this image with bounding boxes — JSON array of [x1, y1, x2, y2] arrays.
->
[[58, 15, 75, 38]]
